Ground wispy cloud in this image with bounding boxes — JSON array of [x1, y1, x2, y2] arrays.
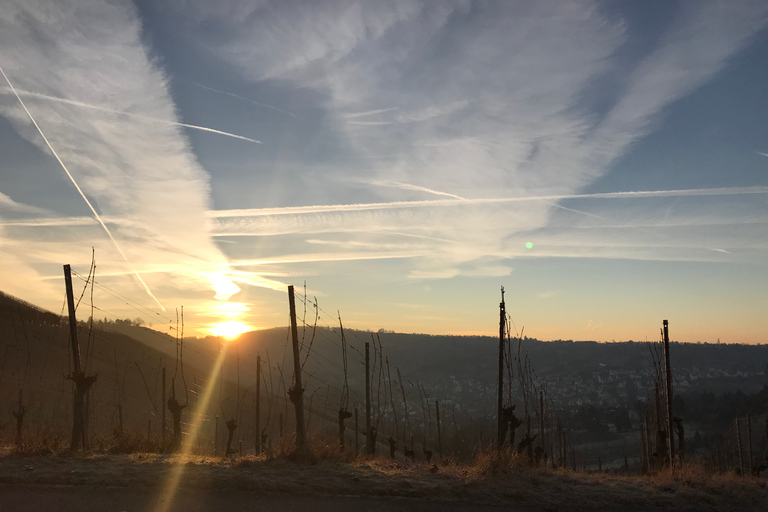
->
[[0, 191, 45, 214], [1, 63, 164, 309], [0, 0, 269, 318], [172, 0, 768, 277]]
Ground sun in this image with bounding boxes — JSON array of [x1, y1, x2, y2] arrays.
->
[[210, 321, 251, 339]]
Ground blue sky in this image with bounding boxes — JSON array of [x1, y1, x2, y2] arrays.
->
[[1, 1, 766, 343]]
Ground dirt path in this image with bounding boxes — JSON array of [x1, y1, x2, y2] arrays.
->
[[0, 451, 766, 511], [0, 485, 519, 512]]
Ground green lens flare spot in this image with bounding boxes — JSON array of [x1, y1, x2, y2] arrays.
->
[[525, 242, 533, 249]]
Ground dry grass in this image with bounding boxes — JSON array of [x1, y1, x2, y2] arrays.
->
[[1, 442, 766, 511]]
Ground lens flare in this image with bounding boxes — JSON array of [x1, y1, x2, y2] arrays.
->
[[152, 344, 230, 512]]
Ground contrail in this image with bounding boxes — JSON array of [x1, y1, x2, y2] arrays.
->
[[226, 251, 424, 267], [182, 78, 296, 117], [0, 87, 263, 144], [209, 186, 768, 218], [0, 64, 166, 311], [342, 106, 399, 119], [372, 180, 466, 200], [13, 185, 768, 228], [346, 120, 393, 126]]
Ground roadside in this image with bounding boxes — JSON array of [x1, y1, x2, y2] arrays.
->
[[0, 449, 766, 511]]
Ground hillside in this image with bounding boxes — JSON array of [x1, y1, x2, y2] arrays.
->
[[0, 291, 257, 452], [2, 290, 766, 469]]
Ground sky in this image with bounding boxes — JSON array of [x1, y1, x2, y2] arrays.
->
[[0, 0, 767, 344]]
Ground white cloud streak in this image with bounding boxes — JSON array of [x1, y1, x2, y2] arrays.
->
[[0, 87, 263, 144], [209, 186, 768, 218], [0, 62, 165, 310], [182, 79, 296, 117]]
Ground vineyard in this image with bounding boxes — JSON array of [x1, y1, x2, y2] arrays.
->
[[1, 267, 767, 485]]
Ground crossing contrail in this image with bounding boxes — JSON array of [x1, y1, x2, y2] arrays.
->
[[371, 180, 466, 199], [0, 87, 263, 144], [0, 64, 166, 311], [182, 78, 296, 117], [209, 185, 768, 218]]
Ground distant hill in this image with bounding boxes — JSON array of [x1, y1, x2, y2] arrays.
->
[[2, 290, 766, 463], [0, 291, 267, 451]]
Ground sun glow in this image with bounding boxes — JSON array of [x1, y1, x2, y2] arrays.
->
[[210, 321, 251, 339]]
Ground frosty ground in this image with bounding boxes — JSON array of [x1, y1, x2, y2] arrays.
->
[[0, 449, 766, 511]]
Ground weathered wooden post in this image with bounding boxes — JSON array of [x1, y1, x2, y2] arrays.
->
[[497, 287, 505, 450], [225, 418, 238, 456], [287, 285, 306, 450], [663, 320, 674, 468], [365, 342, 374, 455], [167, 375, 186, 452], [64, 264, 96, 451]]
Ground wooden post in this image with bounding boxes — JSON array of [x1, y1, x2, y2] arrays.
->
[[436, 400, 442, 459], [64, 264, 82, 375], [287, 285, 305, 450], [161, 367, 166, 442], [64, 264, 94, 451], [663, 319, 674, 467], [256, 354, 261, 455], [365, 342, 373, 455], [736, 417, 744, 476], [747, 413, 753, 475], [497, 286, 505, 450]]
